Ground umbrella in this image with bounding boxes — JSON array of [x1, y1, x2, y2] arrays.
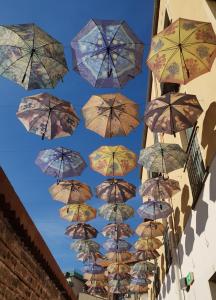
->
[[147, 18, 216, 84], [129, 285, 148, 293], [87, 286, 107, 297], [83, 264, 105, 274], [108, 279, 129, 287], [138, 142, 187, 174], [84, 273, 106, 281], [89, 145, 137, 176], [131, 261, 155, 276], [85, 281, 107, 288], [107, 263, 130, 274], [106, 251, 132, 262], [49, 180, 92, 204], [98, 203, 134, 223], [137, 200, 173, 220], [139, 176, 180, 200], [35, 147, 86, 181], [77, 251, 103, 263], [0, 23, 68, 89], [71, 19, 144, 88], [108, 272, 131, 280], [134, 250, 160, 261], [71, 240, 100, 253], [144, 92, 203, 135], [16, 93, 79, 140], [131, 278, 151, 286], [136, 221, 165, 238], [60, 204, 96, 222], [103, 239, 132, 252], [101, 223, 133, 240], [65, 223, 98, 239], [96, 178, 136, 203], [134, 237, 163, 251], [82, 93, 139, 137], [109, 285, 129, 294]]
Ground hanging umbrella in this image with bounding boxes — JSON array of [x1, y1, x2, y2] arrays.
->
[[96, 178, 136, 203], [103, 239, 132, 252], [138, 143, 187, 174], [131, 278, 151, 286], [106, 251, 132, 262], [89, 145, 137, 177], [83, 264, 105, 274], [102, 223, 133, 240], [0, 23, 68, 90], [134, 250, 160, 261], [49, 180, 92, 204], [129, 285, 148, 293], [84, 273, 106, 281], [108, 272, 131, 280], [131, 261, 155, 276], [65, 223, 98, 239], [71, 19, 144, 88], [35, 147, 86, 181], [87, 286, 107, 297], [144, 92, 203, 135], [109, 283, 129, 294], [107, 263, 130, 274], [136, 221, 165, 238], [71, 239, 100, 253], [85, 281, 107, 288], [16, 93, 79, 140], [60, 204, 96, 222], [98, 203, 134, 223], [139, 176, 180, 200], [108, 279, 129, 287], [82, 93, 139, 138], [137, 200, 173, 220], [134, 237, 162, 251], [77, 251, 103, 263]]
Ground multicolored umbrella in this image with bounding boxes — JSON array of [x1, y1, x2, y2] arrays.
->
[[144, 92, 203, 135], [103, 239, 132, 252], [71, 19, 144, 88], [82, 93, 139, 137], [108, 272, 131, 280], [0, 23, 68, 89], [84, 273, 106, 281], [85, 281, 107, 288], [108, 279, 129, 287], [16, 93, 79, 140], [35, 147, 86, 181], [98, 203, 134, 223], [138, 143, 187, 174], [139, 176, 180, 200], [71, 239, 100, 253], [77, 251, 103, 263], [87, 286, 107, 297], [147, 18, 216, 84], [129, 285, 148, 293], [134, 250, 160, 261], [131, 278, 151, 286], [136, 221, 165, 238], [107, 263, 130, 274], [83, 264, 105, 274], [60, 204, 96, 222], [65, 223, 98, 239], [49, 180, 92, 204], [130, 261, 155, 276], [134, 237, 162, 251], [89, 145, 137, 176], [106, 251, 132, 262], [109, 284, 129, 294], [102, 223, 133, 240], [137, 200, 173, 220], [96, 178, 136, 203]]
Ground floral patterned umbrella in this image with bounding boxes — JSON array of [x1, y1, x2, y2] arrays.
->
[[139, 176, 180, 200], [83, 264, 105, 274], [101, 223, 133, 240], [138, 143, 187, 174], [103, 239, 132, 252], [71, 19, 144, 88], [49, 180, 92, 204], [96, 178, 136, 203], [85, 281, 107, 288], [108, 279, 129, 287], [89, 145, 137, 177], [147, 18, 216, 84], [35, 147, 86, 181], [136, 221, 165, 238], [87, 286, 107, 297], [129, 285, 148, 293], [98, 203, 134, 223], [130, 261, 155, 276], [137, 199, 173, 220], [82, 93, 139, 137], [107, 263, 130, 274], [0, 23, 68, 90], [59, 204, 96, 222], [77, 251, 103, 263], [16, 93, 79, 140], [134, 250, 160, 261], [144, 92, 203, 135], [109, 283, 129, 294], [108, 272, 131, 280], [106, 251, 132, 262], [71, 239, 100, 253], [131, 278, 151, 286], [65, 223, 98, 239], [134, 237, 162, 251], [84, 273, 106, 281]]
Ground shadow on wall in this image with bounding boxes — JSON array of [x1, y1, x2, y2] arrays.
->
[[209, 156, 216, 202]]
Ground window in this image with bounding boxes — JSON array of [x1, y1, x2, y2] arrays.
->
[[209, 272, 216, 300], [164, 226, 172, 273], [160, 82, 180, 95]]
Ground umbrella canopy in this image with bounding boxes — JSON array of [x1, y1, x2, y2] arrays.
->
[[136, 221, 165, 238], [103, 239, 132, 252], [77, 251, 103, 263], [83, 264, 105, 274], [134, 250, 160, 261], [82, 93, 139, 137], [109, 285, 129, 294], [89, 145, 137, 176], [101, 223, 133, 240], [147, 18, 216, 84], [84, 273, 106, 281], [106, 251, 132, 262], [85, 281, 107, 288], [131, 278, 151, 286], [71, 239, 100, 253], [131, 261, 155, 276], [96, 178, 136, 203], [108, 272, 131, 280], [98, 203, 134, 223], [49, 180, 92, 204], [107, 263, 130, 274], [16, 93, 79, 140], [87, 286, 107, 297], [60, 204, 96, 222], [138, 142, 187, 174], [71, 19, 144, 88], [139, 176, 180, 200], [129, 285, 148, 293], [0, 23, 68, 89], [144, 92, 203, 135], [108, 279, 129, 287], [65, 223, 98, 239], [35, 147, 86, 181], [137, 200, 173, 220], [134, 237, 163, 251]]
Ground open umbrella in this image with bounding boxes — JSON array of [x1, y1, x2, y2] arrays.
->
[[71, 19, 144, 88], [49, 180, 92, 204], [102, 223, 133, 240], [84, 273, 106, 281], [136, 221, 165, 238], [147, 18, 216, 84], [89, 145, 137, 176], [107, 263, 130, 274], [82, 93, 139, 137], [109, 283, 129, 294], [59, 204, 96, 222], [129, 285, 148, 293], [85, 281, 107, 288], [77, 251, 103, 263], [144, 92, 203, 135], [103, 239, 132, 252], [83, 264, 105, 274], [131, 278, 151, 286], [108, 279, 129, 287], [137, 200, 173, 220], [0, 23, 68, 89], [65, 223, 98, 239], [35, 147, 86, 181], [134, 237, 162, 251], [131, 261, 155, 276], [134, 250, 160, 261], [106, 251, 132, 262], [108, 272, 131, 280], [98, 203, 134, 223], [71, 239, 100, 253], [87, 286, 107, 297], [96, 178, 136, 203], [16, 93, 79, 140], [138, 143, 187, 174]]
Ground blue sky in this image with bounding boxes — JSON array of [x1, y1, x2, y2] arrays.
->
[[0, 0, 154, 272]]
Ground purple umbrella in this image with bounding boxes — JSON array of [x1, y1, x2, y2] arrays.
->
[[103, 239, 132, 252], [137, 199, 173, 220]]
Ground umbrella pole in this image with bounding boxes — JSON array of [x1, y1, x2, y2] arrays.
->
[[42, 108, 52, 140]]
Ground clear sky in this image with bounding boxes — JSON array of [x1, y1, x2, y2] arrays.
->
[[0, 0, 154, 272]]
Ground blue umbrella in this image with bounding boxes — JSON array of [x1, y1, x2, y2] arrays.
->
[[103, 239, 132, 252], [137, 199, 173, 220]]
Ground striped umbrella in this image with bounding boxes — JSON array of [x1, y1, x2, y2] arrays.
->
[[59, 204, 96, 222], [65, 223, 98, 239], [137, 200, 173, 220], [136, 221, 165, 238], [101, 223, 133, 240], [98, 203, 134, 223]]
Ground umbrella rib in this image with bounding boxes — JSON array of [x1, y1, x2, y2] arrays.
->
[[0, 52, 31, 76], [3, 25, 33, 50], [33, 52, 55, 87], [109, 21, 124, 46], [181, 22, 210, 44], [158, 48, 179, 82], [181, 46, 212, 71]]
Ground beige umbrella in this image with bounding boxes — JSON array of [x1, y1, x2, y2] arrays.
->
[[136, 221, 165, 238]]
